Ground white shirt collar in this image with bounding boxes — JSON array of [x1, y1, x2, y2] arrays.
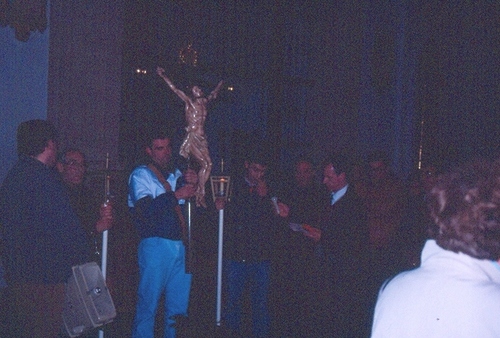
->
[[331, 184, 348, 205], [167, 169, 183, 191]]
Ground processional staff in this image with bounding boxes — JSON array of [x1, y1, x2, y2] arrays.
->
[[210, 163, 231, 327], [99, 153, 111, 338]]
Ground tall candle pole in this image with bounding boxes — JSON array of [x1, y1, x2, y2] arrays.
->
[[99, 153, 111, 338], [102, 153, 110, 279], [216, 199, 224, 326], [418, 116, 425, 170], [211, 160, 230, 327]]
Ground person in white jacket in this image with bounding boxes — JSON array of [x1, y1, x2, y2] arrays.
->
[[371, 158, 500, 338]]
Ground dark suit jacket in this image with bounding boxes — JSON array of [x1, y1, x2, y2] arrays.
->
[[223, 176, 278, 262], [318, 186, 371, 337], [320, 187, 369, 283]]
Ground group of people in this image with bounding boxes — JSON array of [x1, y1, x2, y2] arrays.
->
[[217, 150, 500, 338], [2, 118, 500, 338]]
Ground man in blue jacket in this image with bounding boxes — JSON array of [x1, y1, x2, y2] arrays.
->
[[128, 129, 197, 338]]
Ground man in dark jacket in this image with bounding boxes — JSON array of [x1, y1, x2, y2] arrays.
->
[[305, 154, 371, 338], [0, 119, 88, 337], [218, 150, 289, 337], [57, 148, 114, 263]]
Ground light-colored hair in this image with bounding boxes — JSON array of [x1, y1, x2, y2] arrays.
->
[[428, 158, 500, 260]]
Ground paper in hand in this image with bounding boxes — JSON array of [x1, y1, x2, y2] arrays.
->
[[288, 223, 307, 233]]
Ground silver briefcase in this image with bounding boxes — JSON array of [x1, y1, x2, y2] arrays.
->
[[63, 262, 116, 337]]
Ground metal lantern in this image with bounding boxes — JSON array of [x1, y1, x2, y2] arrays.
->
[[210, 175, 231, 202]]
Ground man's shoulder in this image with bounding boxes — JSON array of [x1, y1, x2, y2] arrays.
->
[[129, 164, 152, 177], [128, 165, 155, 188], [131, 164, 149, 171], [339, 187, 365, 208], [2, 157, 52, 188]]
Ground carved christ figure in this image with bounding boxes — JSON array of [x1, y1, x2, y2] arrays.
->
[[157, 66, 223, 207]]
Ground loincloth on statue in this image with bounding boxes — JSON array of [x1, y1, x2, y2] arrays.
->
[[180, 132, 209, 159]]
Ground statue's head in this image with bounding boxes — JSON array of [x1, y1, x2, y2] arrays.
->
[[192, 85, 204, 98]]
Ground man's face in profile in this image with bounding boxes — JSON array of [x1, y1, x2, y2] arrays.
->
[[323, 163, 346, 193]]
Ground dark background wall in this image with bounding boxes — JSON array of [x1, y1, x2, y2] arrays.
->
[[1, 0, 499, 182], [118, 0, 500, 176]]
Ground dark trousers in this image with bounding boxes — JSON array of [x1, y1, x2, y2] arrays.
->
[[8, 282, 66, 337], [224, 260, 271, 337]]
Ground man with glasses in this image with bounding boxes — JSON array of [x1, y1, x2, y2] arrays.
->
[[57, 149, 113, 261]]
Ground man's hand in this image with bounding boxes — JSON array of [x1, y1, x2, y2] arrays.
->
[[302, 224, 321, 242], [215, 197, 226, 210], [175, 184, 196, 200], [96, 203, 113, 233], [183, 168, 198, 185], [276, 202, 290, 218]]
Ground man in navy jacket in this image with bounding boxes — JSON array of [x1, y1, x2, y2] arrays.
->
[[0, 119, 88, 337]]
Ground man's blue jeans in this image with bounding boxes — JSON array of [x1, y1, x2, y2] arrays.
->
[[132, 237, 192, 338], [224, 260, 271, 337]]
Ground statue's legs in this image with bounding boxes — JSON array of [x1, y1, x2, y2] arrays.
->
[[180, 133, 212, 207], [180, 141, 189, 159], [196, 157, 212, 207]]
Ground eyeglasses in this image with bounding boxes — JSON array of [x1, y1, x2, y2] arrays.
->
[[63, 159, 87, 169]]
